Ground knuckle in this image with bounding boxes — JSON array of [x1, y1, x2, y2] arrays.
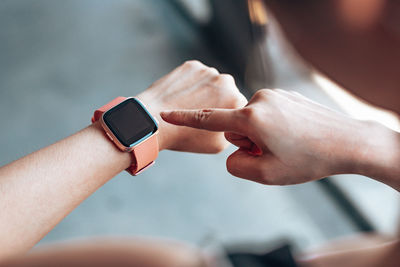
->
[[232, 93, 248, 108], [236, 107, 263, 132], [193, 109, 212, 128], [195, 65, 219, 78], [218, 74, 235, 85], [212, 74, 234, 86], [182, 60, 204, 69], [209, 75, 242, 105], [207, 67, 219, 75], [257, 89, 273, 98], [249, 89, 275, 105], [238, 107, 257, 121]]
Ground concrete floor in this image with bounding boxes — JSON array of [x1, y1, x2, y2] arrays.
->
[[0, 0, 362, 253]]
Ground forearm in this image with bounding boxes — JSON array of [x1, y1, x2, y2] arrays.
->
[[0, 122, 130, 259], [0, 60, 244, 260]]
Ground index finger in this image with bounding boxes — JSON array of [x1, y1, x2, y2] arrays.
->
[[160, 108, 242, 133]]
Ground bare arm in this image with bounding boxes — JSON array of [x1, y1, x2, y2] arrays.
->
[[0, 60, 246, 260], [0, 122, 130, 259]]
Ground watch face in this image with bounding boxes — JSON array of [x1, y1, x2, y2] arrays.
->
[[103, 98, 158, 148]]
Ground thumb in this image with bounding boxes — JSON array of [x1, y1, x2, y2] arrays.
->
[[226, 148, 277, 184], [160, 108, 242, 133], [226, 148, 264, 180]]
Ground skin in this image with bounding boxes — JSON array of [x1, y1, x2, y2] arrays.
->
[[137, 60, 247, 153], [0, 60, 246, 262], [160, 3, 400, 265], [161, 89, 400, 189], [2, 1, 400, 266], [160, 90, 400, 267], [258, 1, 400, 265]]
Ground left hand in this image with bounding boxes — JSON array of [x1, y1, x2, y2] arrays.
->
[[137, 60, 247, 153]]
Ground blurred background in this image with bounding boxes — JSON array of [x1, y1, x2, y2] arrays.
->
[[0, 0, 399, 255]]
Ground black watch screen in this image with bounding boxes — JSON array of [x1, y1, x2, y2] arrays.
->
[[103, 98, 158, 147]]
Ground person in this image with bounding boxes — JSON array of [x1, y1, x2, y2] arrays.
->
[[161, 89, 400, 267], [159, 0, 400, 266], [0, 61, 247, 267], [1, 0, 400, 266]]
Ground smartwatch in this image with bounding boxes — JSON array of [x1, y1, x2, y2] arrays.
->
[[92, 97, 159, 175]]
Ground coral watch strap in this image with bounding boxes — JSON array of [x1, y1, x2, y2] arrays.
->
[[126, 134, 158, 175], [92, 97, 159, 176]]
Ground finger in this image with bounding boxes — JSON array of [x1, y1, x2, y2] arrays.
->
[[160, 108, 242, 133], [225, 132, 263, 155], [226, 148, 268, 183], [224, 132, 247, 140], [224, 132, 253, 149]]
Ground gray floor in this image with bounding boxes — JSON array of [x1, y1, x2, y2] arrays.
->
[[0, 0, 358, 252]]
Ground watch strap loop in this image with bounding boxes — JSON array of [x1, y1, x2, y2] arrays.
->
[[127, 134, 159, 175]]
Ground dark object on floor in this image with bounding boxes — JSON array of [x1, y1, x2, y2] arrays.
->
[[227, 244, 298, 267]]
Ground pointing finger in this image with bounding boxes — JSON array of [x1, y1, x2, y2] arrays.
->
[[160, 108, 243, 133]]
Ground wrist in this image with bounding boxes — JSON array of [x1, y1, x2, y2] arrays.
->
[[90, 121, 132, 172], [352, 120, 400, 189], [136, 91, 171, 151], [92, 95, 164, 176], [321, 118, 369, 176]]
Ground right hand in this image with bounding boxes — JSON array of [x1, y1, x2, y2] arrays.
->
[[161, 89, 399, 186]]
